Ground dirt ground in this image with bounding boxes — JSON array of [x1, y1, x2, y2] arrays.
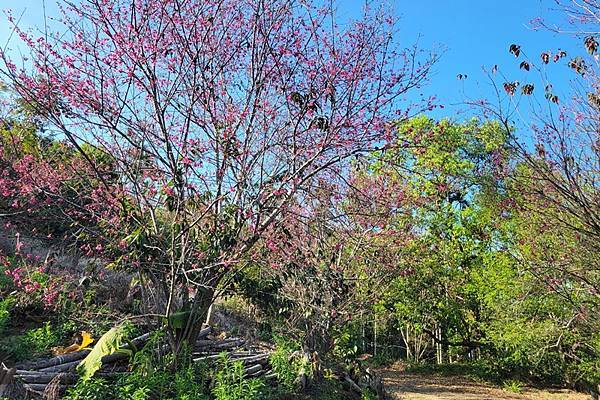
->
[[378, 364, 591, 400]]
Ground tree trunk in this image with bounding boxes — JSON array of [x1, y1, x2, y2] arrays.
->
[[168, 287, 215, 363]]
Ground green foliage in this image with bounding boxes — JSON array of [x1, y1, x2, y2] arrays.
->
[[212, 353, 266, 400], [363, 116, 600, 386], [304, 378, 352, 400], [332, 328, 360, 364], [171, 362, 211, 400], [66, 336, 211, 400], [0, 322, 62, 361], [114, 363, 210, 400], [64, 378, 115, 400], [0, 297, 14, 335], [502, 379, 523, 393], [269, 337, 307, 391], [22, 322, 60, 353], [361, 388, 378, 400], [78, 323, 133, 381], [65, 367, 210, 400]]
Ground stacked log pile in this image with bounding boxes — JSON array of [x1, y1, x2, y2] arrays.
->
[[2, 326, 273, 398]]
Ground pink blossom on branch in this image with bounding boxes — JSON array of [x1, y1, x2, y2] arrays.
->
[[0, 0, 437, 350]]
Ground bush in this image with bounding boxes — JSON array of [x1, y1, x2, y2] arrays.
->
[[212, 353, 267, 400], [66, 359, 211, 400], [0, 321, 62, 361], [269, 337, 307, 391], [502, 379, 523, 393], [64, 378, 115, 400]]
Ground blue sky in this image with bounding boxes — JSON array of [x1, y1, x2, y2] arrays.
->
[[0, 0, 581, 120], [392, 1, 578, 118]]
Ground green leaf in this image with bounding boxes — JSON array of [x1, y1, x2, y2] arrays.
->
[[167, 310, 191, 329], [77, 324, 129, 381]]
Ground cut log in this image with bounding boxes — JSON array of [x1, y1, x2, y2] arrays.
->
[[17, 331, 150, 372], [123, 332, 152, 351], [264, 372, 277, 380], [20, 349, 91, 371], [193, 352, 270, 364], [195, 337, 243, 346], [246, 370, 266, 378], [23, 383, 67, 392], [238, 354, 270, 365], [15, 372, 78, 384], [98, 350, 130, 365], [243, 364, 263, 376], [229, 351, 260, 357], [38, 360, 81, 373], [195, 338, 245, 351]]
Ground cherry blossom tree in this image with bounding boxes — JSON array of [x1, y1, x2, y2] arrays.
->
[[0, 0, 436, 354]]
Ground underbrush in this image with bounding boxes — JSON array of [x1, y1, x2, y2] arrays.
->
[[62, 332, 363, 400]]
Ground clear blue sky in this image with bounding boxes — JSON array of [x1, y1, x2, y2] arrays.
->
[[0, 0, 580, 120]]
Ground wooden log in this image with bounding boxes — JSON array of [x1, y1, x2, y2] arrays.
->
[[18, 331, 150, 372], [124, 332, 151, 350], [193, 353, 223, 362], [192, 351, 271, 361], [15, 370, 38, 375], [23, 383, 67, 392], [38, 360, 81, 373], [243, 364, 263, 376], [98, 350, 130, 365], [195, 339, 245, 351], [264, 371, 277, 380], [246, 370, 266, 378], [195, 337, 243, 346], [193, 352, 270, 364], [15, 372, 78, 384], [20, 349, 91, 371], [230, 351, 261, 357], [34, 349, 130, 374], [343, 375, 362, 393], [239, 354, 270, 365]]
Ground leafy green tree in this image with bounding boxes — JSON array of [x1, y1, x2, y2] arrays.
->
[[365, 116, 512, 361]]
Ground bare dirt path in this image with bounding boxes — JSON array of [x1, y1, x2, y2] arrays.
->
[[378, 364, 591, 400]]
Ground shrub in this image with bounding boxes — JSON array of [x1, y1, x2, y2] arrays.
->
[[502, 379, 523, 393], [0, 321, 62, 361], [64, 378, 114, 400], [0, 297, 14, 335], [212, 353, 266, 400], [269, 337, 306, 391]]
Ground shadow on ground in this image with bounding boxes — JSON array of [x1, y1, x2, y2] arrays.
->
[[378, 364, 590, 400]]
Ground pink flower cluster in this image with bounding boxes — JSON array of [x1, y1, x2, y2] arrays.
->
[[4, 267, 41, 293]]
